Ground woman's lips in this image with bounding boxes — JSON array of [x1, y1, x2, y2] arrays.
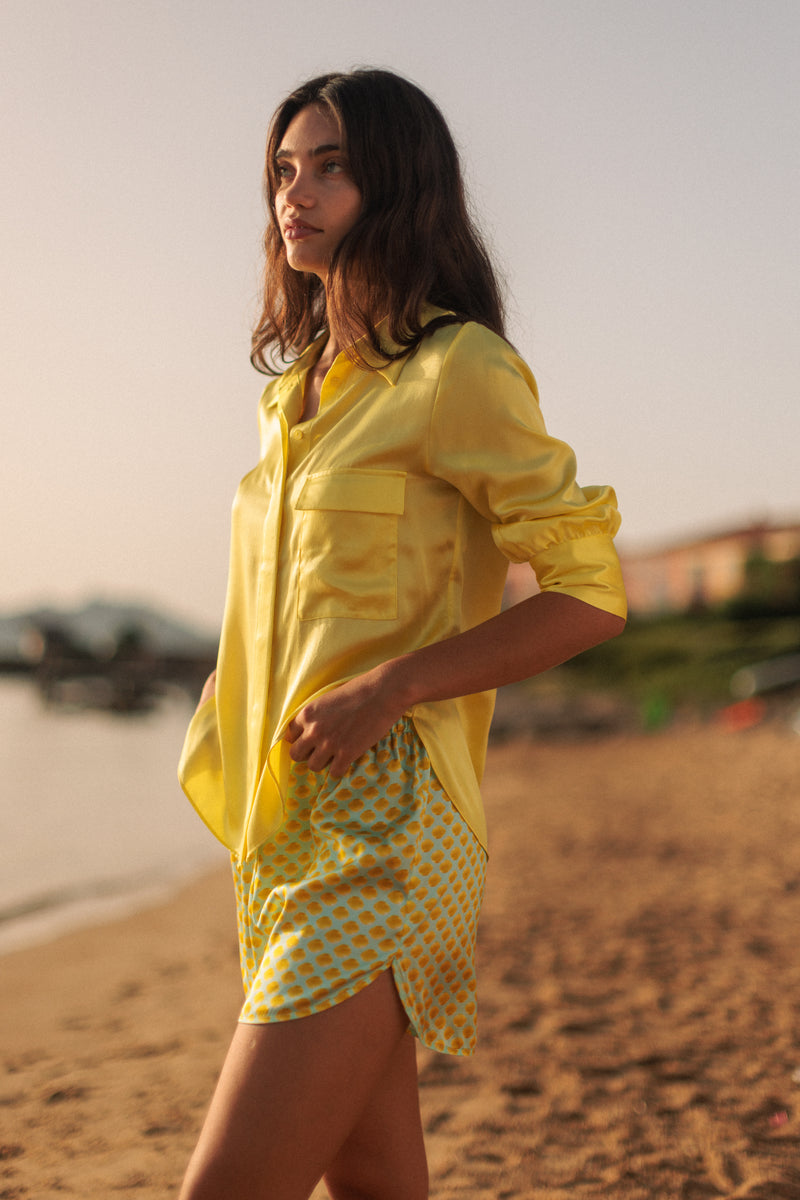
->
[[283, 221, 321, 240]]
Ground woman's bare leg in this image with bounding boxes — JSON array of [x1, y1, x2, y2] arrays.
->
[[179, 970, 423, 1200], [324, 1027, 428, 1200]]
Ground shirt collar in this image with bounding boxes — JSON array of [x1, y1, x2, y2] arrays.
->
[[275, 304, 452, 396]]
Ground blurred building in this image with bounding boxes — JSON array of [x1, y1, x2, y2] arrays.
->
[[618, 520, 800, 615]]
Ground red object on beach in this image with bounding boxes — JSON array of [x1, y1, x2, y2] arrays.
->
[[718, 698, 766, 732]]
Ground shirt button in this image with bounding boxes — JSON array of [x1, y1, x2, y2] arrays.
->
[[290, 427, 304, 441]]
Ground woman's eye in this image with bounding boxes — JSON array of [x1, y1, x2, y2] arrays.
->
[[323, 160, 344, 175]]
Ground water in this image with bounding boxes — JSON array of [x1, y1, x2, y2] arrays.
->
[[0, 679, 228, 954]]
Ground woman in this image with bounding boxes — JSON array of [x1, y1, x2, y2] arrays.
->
[[178, 68, 626, 1200]]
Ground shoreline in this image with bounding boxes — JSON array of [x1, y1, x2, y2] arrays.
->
[[3, 723, 800, 1198], [0, 676, 227, 959], [0, 857, 228, 958]]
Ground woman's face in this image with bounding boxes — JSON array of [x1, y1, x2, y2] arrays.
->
[[274, 105, 362, 287]]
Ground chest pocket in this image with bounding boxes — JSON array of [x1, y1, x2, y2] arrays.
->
[[296, 469, 406, 620]]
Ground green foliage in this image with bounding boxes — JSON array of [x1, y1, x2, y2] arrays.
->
[[725, 553, 800, 619], [557, 613, 800, 708]]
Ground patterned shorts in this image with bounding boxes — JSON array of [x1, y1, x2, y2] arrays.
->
[[232, 716, 487, 1056]]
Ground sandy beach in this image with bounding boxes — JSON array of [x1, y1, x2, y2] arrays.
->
[[3, 719, 800, 1198]]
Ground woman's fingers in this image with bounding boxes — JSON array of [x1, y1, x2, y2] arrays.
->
[[285, 714, 334, 771], [286, 725, 356, 776], [195, 670, 217, 712], [283, 673, 401, 775]]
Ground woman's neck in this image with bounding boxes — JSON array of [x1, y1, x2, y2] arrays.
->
[[317, 334, 341, 373], [301, 334, 341, 422]]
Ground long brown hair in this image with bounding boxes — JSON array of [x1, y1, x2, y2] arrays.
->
[[251, 69, 506, 373]]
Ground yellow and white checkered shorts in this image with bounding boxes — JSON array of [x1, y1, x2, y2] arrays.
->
[[232, 716, 487, 1056]]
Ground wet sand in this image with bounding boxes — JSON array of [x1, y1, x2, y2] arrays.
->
[[2, 720, 800, 1198]]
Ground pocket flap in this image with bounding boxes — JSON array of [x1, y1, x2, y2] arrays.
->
[[296, 469, 406, 515]]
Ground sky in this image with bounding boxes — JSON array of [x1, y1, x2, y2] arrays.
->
[[2, 0, 798, 631]]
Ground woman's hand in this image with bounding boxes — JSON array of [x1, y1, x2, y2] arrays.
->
[[284, 667, 405, 778], [196, 670, 217, 712]]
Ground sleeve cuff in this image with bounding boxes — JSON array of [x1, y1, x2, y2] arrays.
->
[[529, 532, 628, 619]]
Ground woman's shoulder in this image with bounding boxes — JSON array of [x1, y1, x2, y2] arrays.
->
[[419, 315, 535, 399], [420, 311, 523, 368]]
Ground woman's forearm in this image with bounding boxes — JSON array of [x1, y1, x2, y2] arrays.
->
[[286, 592, 624, 776], [382, 592, 625, 711]]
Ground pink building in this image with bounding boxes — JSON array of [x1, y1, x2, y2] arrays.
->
[[618, 521, 800, 615]]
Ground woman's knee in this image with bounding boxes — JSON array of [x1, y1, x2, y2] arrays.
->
[[325, 1158, 429, 1200], [180, 1152, 310, 1200], [179, 1151, 245, 1200]]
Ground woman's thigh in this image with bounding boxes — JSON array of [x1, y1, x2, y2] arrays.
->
[[179, 970, 418, 1200], [324, 1026, 428, 1200]]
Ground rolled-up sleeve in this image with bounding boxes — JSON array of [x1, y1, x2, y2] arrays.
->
[[427, 323, 627, 619]]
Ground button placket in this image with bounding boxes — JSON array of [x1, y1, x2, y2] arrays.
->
[[247, 408, 289, 790]]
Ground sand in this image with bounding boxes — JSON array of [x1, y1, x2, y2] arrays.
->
[[2, 719, 800, 1198]]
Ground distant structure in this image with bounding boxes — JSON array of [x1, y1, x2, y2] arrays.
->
[[0, 601, 218, 713], [619, 520, 800, 615]]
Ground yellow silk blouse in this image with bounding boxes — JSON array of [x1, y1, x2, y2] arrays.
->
[[178, 310, 627, 859]]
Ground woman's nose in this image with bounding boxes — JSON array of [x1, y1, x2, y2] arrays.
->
[[283, 170, 313, 206]]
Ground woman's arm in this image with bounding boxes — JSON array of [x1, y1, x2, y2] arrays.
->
[[284, 593, 624, 776]]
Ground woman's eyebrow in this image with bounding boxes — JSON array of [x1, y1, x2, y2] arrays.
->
[[275, 142, 341, 160]]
